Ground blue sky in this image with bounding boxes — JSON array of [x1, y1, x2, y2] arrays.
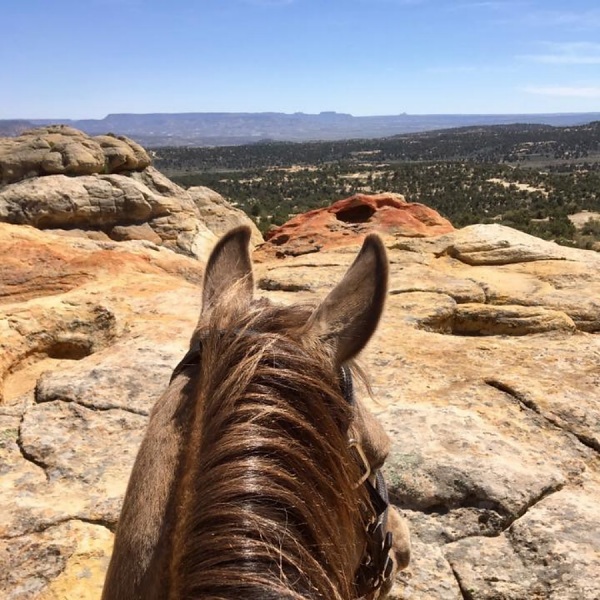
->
[[2, 0, 599, 118]]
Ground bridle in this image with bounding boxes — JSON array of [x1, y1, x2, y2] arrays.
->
[[170, 342, 394, 598], [340, 365, 394, 598]]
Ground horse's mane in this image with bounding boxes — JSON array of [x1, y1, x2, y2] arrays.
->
[[168, 292, 370, 600]]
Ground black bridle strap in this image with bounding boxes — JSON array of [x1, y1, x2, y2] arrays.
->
[[340, 365, 394, 593]]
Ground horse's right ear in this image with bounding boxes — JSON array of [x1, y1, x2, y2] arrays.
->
[[306, 234, 388, 366], [201, 226, 253, 315]]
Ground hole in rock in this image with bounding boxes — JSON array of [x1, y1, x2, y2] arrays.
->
[[271, 234, 290, 246], [335, 204, 376, 224], [47, 337, 94, 360]]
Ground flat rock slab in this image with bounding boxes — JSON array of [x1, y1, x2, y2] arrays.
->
[[0, 520, 112, 600], [445, 478, 600, 600]]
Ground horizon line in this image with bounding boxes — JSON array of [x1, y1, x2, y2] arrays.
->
[[3, 110, 600, 121]]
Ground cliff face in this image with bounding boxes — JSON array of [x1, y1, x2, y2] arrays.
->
[[1, 131, 599, 599]]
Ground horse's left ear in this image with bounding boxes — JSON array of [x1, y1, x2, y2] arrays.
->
[[202, 226, 254, 315], [306, 234, 388, 365]]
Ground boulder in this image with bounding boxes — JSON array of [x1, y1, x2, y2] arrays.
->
[[94, 134, 151, 173], [0, 126, 150, 185], [0, 167, 217, 259], [0, 128, 262, 259]]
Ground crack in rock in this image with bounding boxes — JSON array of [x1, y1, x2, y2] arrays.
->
[[0, 516, 116, 541], [16, 412, 50, 482], [450, 564, 474, 600], [435, 481, 566, 550], [485, 378, 600, 454], [501, 482, 565, 534], [61, 397, 149, 417], [485, 378, 541, 413]]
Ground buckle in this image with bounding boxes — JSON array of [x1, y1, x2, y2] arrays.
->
[[348, 439, 371, 488]]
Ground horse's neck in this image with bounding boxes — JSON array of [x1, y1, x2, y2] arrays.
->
[[102, 379, 191, 600]]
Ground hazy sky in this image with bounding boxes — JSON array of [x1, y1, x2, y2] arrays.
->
[[2, 0, 600, 118]]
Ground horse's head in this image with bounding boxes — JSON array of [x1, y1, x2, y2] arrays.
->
[[195, 226, 409, 597], [103, 226, 409, 600]]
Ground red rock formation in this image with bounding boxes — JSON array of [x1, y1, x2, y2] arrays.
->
[[258, 193, 454, 258]]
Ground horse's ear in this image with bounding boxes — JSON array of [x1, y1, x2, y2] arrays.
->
[[307, 234, 388, 365], [202, 226, 253, 314]]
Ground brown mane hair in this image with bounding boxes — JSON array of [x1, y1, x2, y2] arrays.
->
[[169, 294, 370, 599], [102, 227, 396, 600]]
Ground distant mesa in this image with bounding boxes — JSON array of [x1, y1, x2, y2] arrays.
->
[[0, 119, 34, 137], [258, 193, 454, 258], [2, 111, 600, 147]]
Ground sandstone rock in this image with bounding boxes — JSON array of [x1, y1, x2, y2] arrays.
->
[[452, 303, 576, 335], [109, 223, 162, 244], [0, 520, 112, 600], [1, 211, 600, 600], [436, 223, 583, 265], [188, 185, 263, 246], [0, 222, 204, 305], [0, 126, 150, 185], [388, 538, 462, 599], [0, 128, 261, 259], [445, 478, 600, 600], [256, 192, 454, 259], [50, 228, 112, 242], [94, 134, 150, 173], [0, 222, 205, 594], [0, 168, 216, 258], [254, 223, 600, 597]]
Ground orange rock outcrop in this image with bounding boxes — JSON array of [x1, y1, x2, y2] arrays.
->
[[258, 193, 454, 258]]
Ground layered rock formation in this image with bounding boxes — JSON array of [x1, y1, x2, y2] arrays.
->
[[0, 127, 261, 258], [1, 135, 599, 599], [0, 125, 150, 185]]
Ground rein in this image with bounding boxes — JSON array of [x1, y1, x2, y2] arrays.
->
[[170, 342, 394, 598]]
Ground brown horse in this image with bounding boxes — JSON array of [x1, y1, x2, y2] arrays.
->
[[102, 227, 410, 600]]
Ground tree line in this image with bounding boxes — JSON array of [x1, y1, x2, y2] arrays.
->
[[153, 122, 600, 249]]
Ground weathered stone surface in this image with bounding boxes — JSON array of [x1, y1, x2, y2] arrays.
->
[[388, 538, 462, 599], [1, 209, 600, 600], [452, 303, 576, 335], [0, 221, 204, 594], [0, 126, 150, 185], [257, 192, 454, 259], [94, 134, 151, 173], [436, 223, 585, 265], [109, 223, 162, 244], [0, 128, 257, 259], [0, 168, 218, 258], [445, 477, 600, 600], [255, 223, 600, 597], [0, 520, 111, 600], [188, 185, 263, 246]]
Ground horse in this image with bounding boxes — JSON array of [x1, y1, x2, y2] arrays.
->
[[102, 226, 410, 600]]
